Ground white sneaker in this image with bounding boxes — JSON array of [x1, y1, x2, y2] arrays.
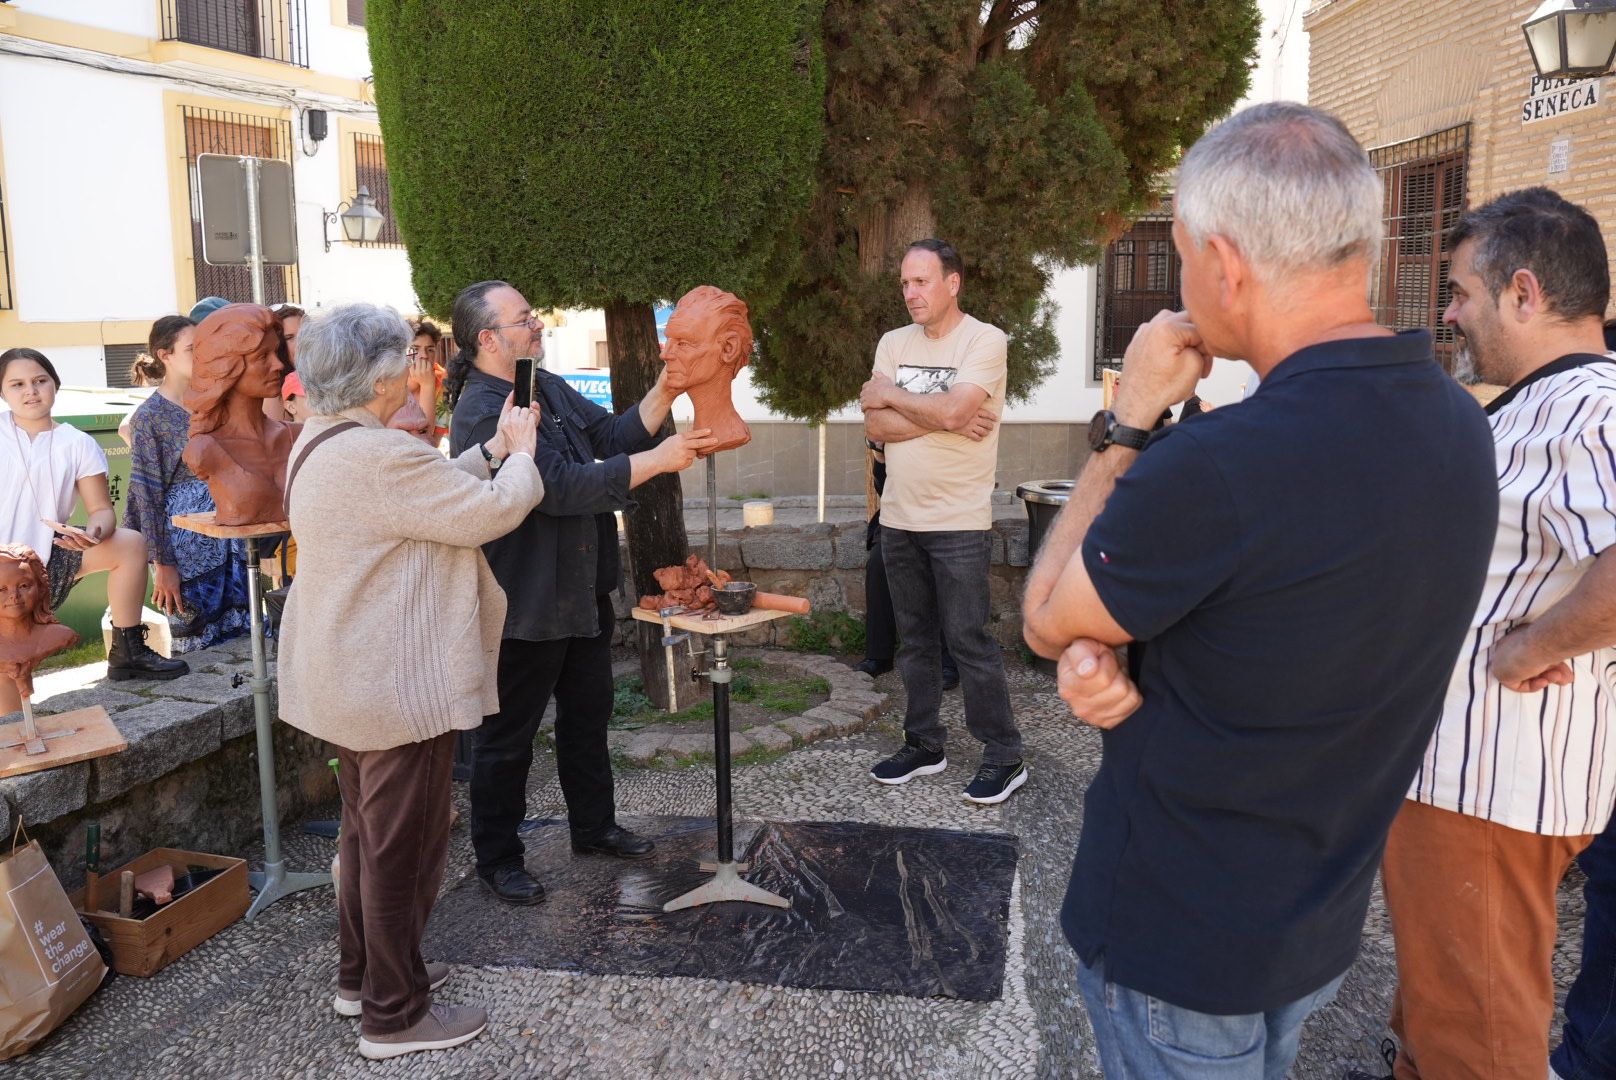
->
[[358, 1002, 487, 1060], [333, 961, 451, 1017]]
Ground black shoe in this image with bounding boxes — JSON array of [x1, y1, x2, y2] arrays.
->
[[870, 741, 947, 785], [855, 658, 893, 677], [571, 825, 655, 859], [941, 666, 960, 691], [106, 625, 189, 682], [478, 865, 546, 905], [963, 760, 1028, 805]]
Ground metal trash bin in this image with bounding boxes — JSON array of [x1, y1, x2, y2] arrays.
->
[[1015, 480, 1075, 676]]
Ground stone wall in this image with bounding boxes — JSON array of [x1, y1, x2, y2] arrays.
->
[[618, 515, 1032, 649]]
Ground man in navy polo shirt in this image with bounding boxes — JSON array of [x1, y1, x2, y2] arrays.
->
[[1021, 101, 1499, 1077]]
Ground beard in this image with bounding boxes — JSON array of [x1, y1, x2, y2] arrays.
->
[[1451, 338, 1480, 385]]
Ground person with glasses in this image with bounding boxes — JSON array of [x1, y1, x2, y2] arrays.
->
[[446, 279, 717, 906]]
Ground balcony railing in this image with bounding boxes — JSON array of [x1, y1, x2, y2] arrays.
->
[[159, 0, 310, 70]]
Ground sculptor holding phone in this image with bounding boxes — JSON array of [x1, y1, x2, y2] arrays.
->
[[0, 347, 188, 713]]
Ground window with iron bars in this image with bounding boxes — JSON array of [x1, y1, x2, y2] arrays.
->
[[1094, 213, 1181, 381], [353, 132, 403, 247], [159, 1, 310, 69], [180, 105, 300, 306], [345, 0, 366, 27], [1369, 124, 1470, 373], [0, 174, 13, 311]]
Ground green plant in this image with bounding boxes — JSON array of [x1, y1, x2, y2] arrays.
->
[[35, 639, 108, 674], [786, 609, 868, 655], [733, 674, 830, 713], [612, 675, 655, 721]]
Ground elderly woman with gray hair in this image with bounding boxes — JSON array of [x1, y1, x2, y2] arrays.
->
[[277, 302, 541, 1061]]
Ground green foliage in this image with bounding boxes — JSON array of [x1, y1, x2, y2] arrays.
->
[[368, 1, 827, 316], [734, 673, 831, 712], [608, 665, 828, 727], [785, 609, 867, 655], [611, 675, 655, 722], [36, 639, 106, 674], [748, 0, 1261, 419]]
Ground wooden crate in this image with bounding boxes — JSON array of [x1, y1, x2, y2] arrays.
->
[[69, 848, 248, 977]]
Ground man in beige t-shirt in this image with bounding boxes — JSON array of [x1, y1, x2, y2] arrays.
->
[[860, 238, 1026, 805]]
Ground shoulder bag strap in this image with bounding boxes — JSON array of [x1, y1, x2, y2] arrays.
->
[[282, 421, 361, 521]]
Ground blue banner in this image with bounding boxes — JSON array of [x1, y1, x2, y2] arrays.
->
[[561, 372, 613, 408]]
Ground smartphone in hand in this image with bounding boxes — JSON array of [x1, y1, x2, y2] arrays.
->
[[514, 356, 534, 409], [41, 518, 96, 543]]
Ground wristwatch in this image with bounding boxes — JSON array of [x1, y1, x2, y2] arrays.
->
[[1087, 410, 1151, 453], [480, 442, 505, 468]]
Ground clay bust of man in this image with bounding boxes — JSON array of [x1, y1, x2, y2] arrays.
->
[[0, 545, 78, 701], [183, 304, 301, 526], [660, 285, 752, 455]]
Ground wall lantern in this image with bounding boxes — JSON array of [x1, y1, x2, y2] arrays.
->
[[322, 186, 386, 252], [1522, 0, 1616, 80]]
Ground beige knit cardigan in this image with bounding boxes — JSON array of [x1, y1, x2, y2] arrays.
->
[[277, 408, 543, 751]]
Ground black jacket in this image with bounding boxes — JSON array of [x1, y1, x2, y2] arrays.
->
[[449, 367, 659, 641]]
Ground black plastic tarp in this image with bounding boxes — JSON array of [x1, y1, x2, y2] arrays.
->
[[422, 816, 1018, 1001]]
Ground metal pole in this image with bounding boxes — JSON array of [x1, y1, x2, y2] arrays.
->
[[711, 635, 733, 864], [244, 536, 330, 920], [243, 156, 265, 305], [706, 452, 718, 571], [817, 422, 826, 523]]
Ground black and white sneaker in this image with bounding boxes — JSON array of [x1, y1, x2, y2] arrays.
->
[[963, 761, 1028, 804], [870, 742, 947, 785]]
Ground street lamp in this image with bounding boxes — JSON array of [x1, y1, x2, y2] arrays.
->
[[1522, 0, 1616, 80], [322, 186, 387, 251]]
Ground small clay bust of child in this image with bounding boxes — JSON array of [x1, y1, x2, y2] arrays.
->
[[0, 545, 79, 702]]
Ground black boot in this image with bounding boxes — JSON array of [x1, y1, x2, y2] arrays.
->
[[106, 625, 189, 682]]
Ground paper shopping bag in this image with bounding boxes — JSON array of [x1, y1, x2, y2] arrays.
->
[[0, 825, 106, 1060]]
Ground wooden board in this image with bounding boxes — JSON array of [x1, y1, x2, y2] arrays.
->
[[0, 706, 125, 779], [170, 511, 289, 539], [631, 606, 793, 636], [70, 848, 249, 977]]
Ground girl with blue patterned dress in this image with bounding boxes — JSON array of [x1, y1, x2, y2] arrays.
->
[[122, 316, 252, 651]]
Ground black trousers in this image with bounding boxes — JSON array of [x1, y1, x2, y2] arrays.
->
[[864, 531, 955, 671], [469, 594, 617, 877]]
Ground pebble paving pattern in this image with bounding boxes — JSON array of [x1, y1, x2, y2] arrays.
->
[[7, 658, 1591, 1078]]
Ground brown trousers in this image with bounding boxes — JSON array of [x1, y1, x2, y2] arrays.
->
[[1384, 799, 1591, 1079], [336, 730, 455, 1036]]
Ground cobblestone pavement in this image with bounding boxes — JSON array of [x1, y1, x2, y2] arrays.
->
[[9, 656, 1590, 1079]]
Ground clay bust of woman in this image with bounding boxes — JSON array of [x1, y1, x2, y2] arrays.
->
[[0, 545, 78, 701], [659, 285, 753, 455], [183, 305, 301, 526]]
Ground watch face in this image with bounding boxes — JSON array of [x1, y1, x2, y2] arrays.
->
[[1087, 410, 1112, 452]]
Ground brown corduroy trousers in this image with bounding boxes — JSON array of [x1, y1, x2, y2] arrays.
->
[[1383, 799, 1591, 1080], [335, 730, 456, 1036]]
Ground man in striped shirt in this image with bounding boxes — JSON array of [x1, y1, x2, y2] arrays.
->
[[1383, 188, 1616, 1080]]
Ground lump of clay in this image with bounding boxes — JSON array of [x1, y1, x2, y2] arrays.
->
[[183, 304, 301, 526], [134, 864, 176, 906], [638, 555, 732, 612]]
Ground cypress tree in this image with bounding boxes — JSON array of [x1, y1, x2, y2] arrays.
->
[[748, 0, 1261, 420]]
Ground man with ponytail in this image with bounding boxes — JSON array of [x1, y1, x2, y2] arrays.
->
[[448, 280, 717, 905]]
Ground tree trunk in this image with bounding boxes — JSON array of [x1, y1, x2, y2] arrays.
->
[[857, 181, 937, 276], [603, 298, 704, 711]]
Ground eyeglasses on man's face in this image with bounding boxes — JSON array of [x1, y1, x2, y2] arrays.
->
[[489, 315, 543, 332]]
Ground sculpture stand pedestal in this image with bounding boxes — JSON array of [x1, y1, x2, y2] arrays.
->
[[172, 512, 331, 920], [0, 699, 124, 779], [630, 605, 792, 913]]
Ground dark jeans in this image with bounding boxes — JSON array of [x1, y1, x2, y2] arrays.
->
[[336, 730, 455, 1035], [864, 532, 955, 672], [469, 594, 617, 877], [1554, 813, 1616, 1079], [880, 526, 1021, 766]]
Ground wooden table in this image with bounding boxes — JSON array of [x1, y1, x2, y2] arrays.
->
[[630, 605, 794, 911]]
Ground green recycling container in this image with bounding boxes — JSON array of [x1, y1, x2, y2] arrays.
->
[[50, 386, 153, 642]]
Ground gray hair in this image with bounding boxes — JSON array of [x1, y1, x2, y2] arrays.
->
[[296, 303, 412, 416], [1176, 102, 1383, 285]]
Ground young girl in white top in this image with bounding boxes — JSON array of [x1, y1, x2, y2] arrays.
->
[[0, 348, 187, 713]]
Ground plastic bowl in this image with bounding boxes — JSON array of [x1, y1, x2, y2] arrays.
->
[[713, 581, 757, 616]]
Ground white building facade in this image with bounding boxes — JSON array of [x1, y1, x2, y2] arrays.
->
[[0, 0, 417, 387]]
